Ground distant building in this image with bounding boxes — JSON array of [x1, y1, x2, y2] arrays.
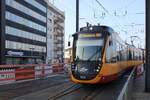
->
[[45, 1, 65, 64], [0, 0, 47, 64], [64, 47, 72, 63]]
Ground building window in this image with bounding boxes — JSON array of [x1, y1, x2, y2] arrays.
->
[[5, 26, 46, 42], [6, 40, 46, 52], [6, 11, 46, 32], [5, 0, 46, 23], [24, 0, 46, 13]]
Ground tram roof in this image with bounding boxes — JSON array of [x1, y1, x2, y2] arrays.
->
[[79, 25, 114, 33]]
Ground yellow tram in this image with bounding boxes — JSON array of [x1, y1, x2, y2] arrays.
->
[[70, 25, 143, 84]]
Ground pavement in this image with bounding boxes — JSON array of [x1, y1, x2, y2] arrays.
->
[[132, 72, 150, 100]]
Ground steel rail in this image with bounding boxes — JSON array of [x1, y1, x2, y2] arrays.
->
[[48, 84, 82, 100]]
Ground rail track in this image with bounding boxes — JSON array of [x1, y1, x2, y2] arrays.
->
[[82, 86, 104, 100], [48, 84, 105, 100], [48, 84, 82, 100]]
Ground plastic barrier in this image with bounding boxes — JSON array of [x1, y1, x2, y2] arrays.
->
[[15, 66, 35, 81], [34, 64, 63, 79], [44, 65, 53, 78], [0, 64, 64, 85], [52, 64, 63, 73], [0, 68, 15, 85], [35, 65, 43, 79]]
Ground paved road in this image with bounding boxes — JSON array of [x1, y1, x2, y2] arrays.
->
[[0, 74, 70, 100], [0, 71, 131, 100], [53, 72, 131, 100]]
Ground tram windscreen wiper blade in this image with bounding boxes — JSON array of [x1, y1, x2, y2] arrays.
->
[[87, 47, 101, 61]]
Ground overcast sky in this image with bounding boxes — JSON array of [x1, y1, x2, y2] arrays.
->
[[49, 0, 145, 48]]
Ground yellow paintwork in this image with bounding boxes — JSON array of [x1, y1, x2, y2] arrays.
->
[[71, 34, 144, 84], [71, 60, 143, 84], [100, 60, 143, 76], [71, 74, 102, 84]]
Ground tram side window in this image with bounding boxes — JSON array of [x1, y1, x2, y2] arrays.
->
[[123, 47, 126, 61], [106, 42, 116, 63], [116, 42, 120, 61], [106, 46, 111, 63], [120, 45, 124, 61], [128, 50, 132, 60], [139, 52, 141, 60], [132, 51, 135, 60], [140, 51, 142, 60], [118, 45, 127, 61]]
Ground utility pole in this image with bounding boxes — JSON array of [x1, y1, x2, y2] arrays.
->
[[145, 0, 150, 92], [76, 0, 79, 32]]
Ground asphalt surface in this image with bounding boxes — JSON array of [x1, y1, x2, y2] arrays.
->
[[0, 74, 70, 100], [52, 71, 131, 100], [0, 71, 132, 100]]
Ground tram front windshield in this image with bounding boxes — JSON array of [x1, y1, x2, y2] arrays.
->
[[74, 32, 104, 62], [75, 40, 103, 62], [72, 33, 105, 80]]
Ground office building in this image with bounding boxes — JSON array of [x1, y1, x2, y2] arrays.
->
[[0, 0, 47, 64]]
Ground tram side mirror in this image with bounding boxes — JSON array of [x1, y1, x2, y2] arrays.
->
[[68, 41, 70, 47]]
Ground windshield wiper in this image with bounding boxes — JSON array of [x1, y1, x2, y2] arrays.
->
[[87, 47, 101, 61]]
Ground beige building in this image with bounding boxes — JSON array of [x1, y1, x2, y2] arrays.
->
[[45, 1, 65, 64], [64, 47, 72, 63]]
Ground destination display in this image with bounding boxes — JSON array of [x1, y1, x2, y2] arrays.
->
[[79, 33, 102, 38]]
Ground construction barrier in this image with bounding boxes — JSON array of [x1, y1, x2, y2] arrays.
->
[[0, 68, 15, 84], [15, 66, 35, 81], [0, 64, 64, 85]]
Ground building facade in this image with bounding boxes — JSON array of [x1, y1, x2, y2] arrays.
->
[[0, 0, 47, 64], [64, 47, 72, 64], [46, 1, 65, 64]]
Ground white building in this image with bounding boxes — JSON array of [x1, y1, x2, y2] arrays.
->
[[45, 1, 65, 64]]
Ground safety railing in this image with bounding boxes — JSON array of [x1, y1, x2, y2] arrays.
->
[[0, 63, 64, 85]]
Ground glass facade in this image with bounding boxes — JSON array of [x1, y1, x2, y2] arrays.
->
[[6, 26, 46, 42], [5, 0, 46, 23], [0, 0, 47, 64], [6, 11, 46, 32], [5, 40, 46, 52], [24, 0, 46, 13]]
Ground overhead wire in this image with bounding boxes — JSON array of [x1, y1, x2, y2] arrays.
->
[[95, 0, 126, 33], [95, 0, 145, 37]]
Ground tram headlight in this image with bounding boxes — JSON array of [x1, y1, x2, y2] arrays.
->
[[71, 63, 75, 69], [96, 69, 100, 72], [96, 64, 101, 72]]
